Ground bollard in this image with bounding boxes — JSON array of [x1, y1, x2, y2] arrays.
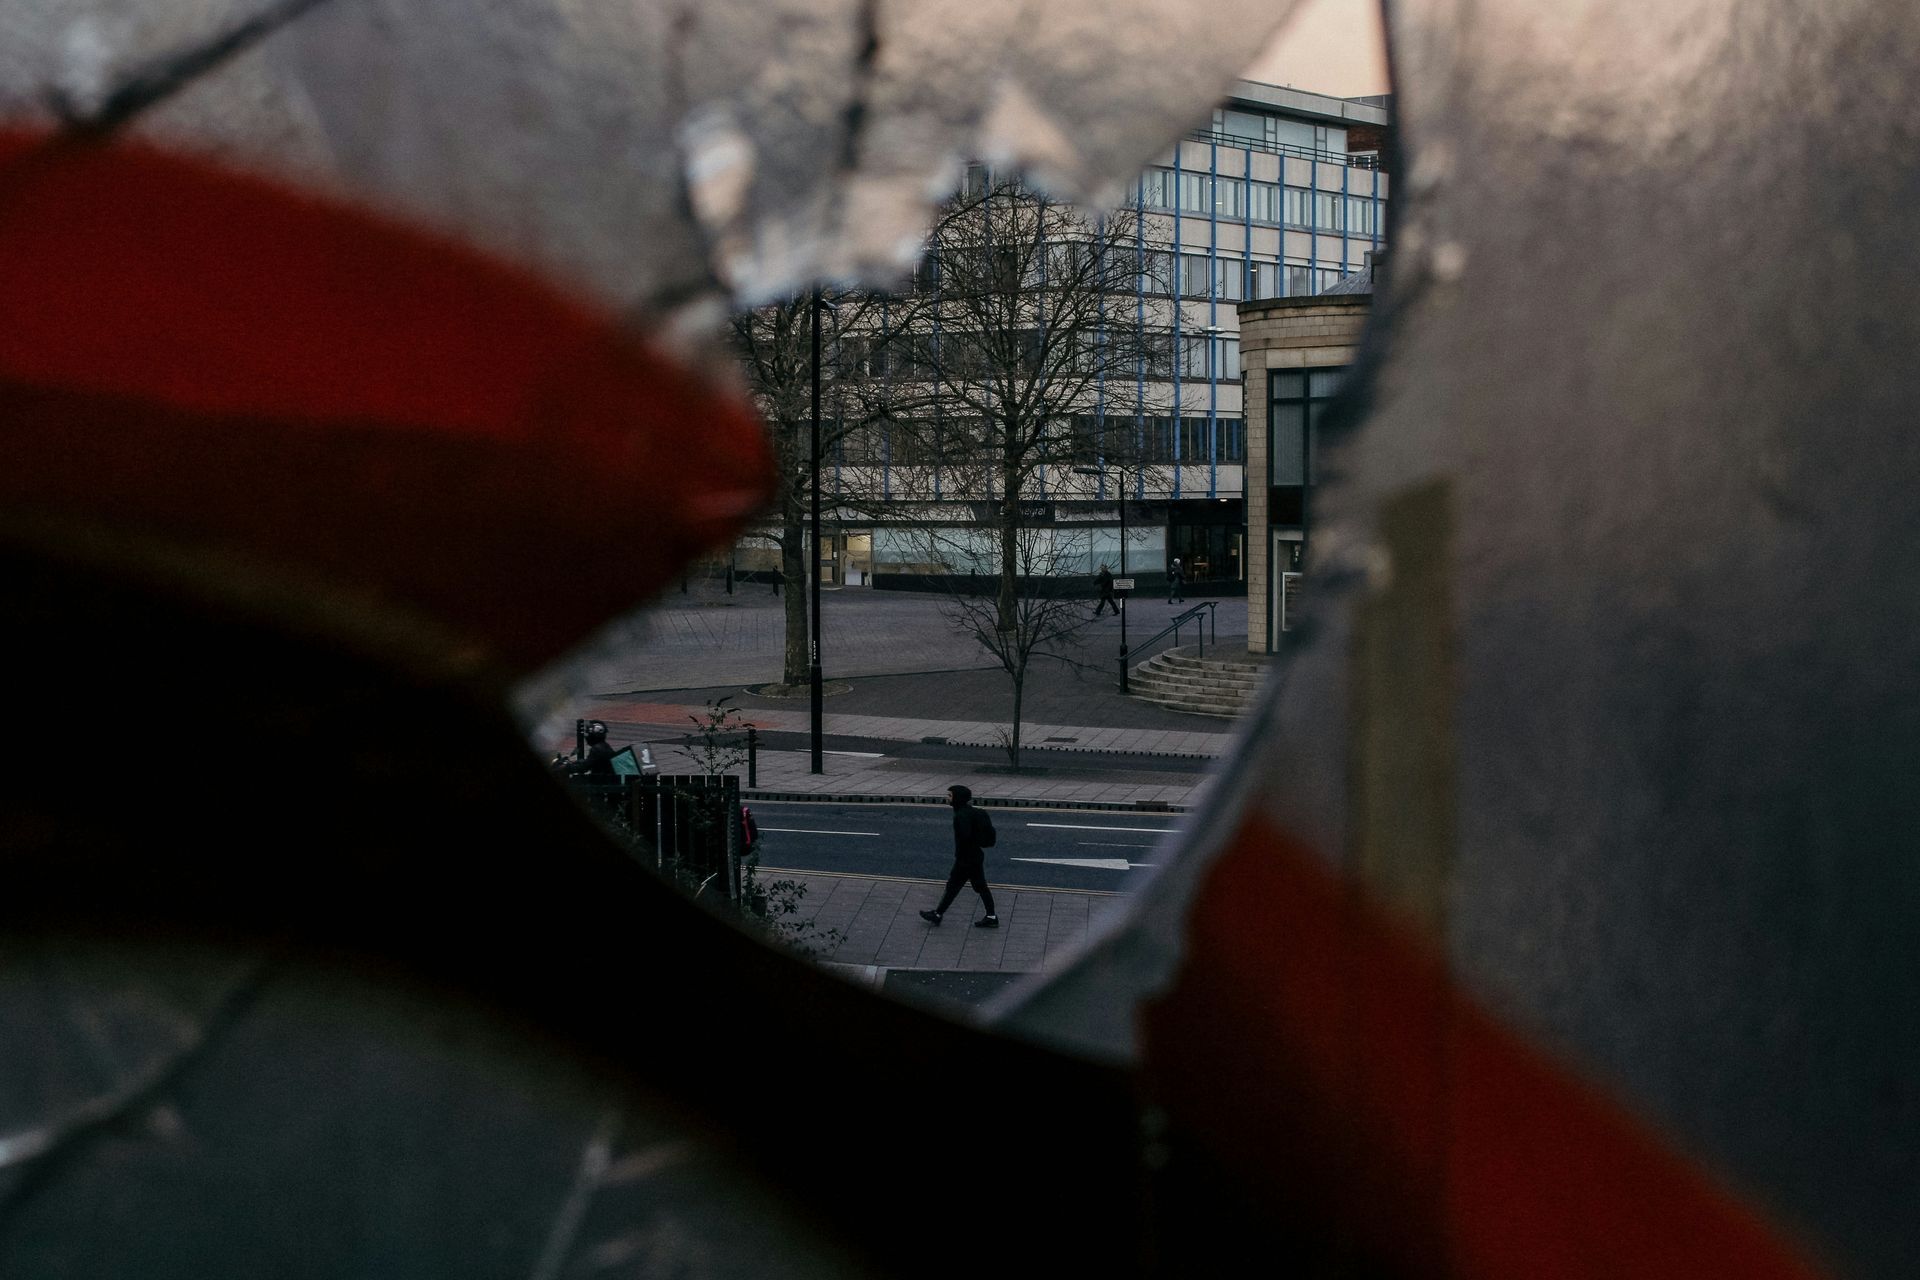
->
[[747, 726, 758, 787]]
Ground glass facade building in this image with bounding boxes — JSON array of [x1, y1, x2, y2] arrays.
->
[[810, 80, 1391, 595]]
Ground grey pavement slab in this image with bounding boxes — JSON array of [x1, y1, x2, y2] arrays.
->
[[769, 870, 1123, 974], [575, 582, 1252, 734], [589, 584, 992, 689], [634, 664, 1239, 739], [535, 585, 1247, 809]]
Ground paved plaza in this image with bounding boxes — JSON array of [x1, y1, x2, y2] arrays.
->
[[778, 870, 1127, 975], [763, 869, 1135, 1014], [602, 577, 1247, 699], [546, 579, 1255, 809]]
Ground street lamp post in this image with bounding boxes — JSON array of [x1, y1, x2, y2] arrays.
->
[[1074, 462, 1130, 693], [809, 287, 825, 774]]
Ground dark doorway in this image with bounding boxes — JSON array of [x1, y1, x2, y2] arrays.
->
[[1167, 501, 1246, 593]]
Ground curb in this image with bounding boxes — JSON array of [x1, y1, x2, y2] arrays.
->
[[816, 965, 1041, 1010], [609, 663, 1001, 698], [912, 735, 1225, 761], [743, 790, 1189, 813], [609, 728, 1227, 762]]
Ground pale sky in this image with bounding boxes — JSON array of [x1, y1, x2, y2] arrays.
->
[[1241, 0, 1390, 98]]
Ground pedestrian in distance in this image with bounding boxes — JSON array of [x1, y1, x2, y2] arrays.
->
[[1167, 556, 1185, 604], [920, 784, 999, 928], [1094, 563, 1119, 616], [554, 719, 622, 818], [555, 720, 618, 783]]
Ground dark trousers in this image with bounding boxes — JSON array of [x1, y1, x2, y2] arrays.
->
[[935, 855, 995, 916], [1095, 590, 1118, 615]]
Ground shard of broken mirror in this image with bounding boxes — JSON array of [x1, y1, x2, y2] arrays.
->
[[0, 0, 1310, 313]]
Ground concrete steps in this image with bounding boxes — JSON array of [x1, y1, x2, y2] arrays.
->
[[1128, 646, 1269, 718]]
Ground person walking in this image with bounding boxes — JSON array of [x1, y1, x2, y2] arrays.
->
[[1167, 556, 1185, 604], [920, 784, 999, 928], [1094, 563, 1119, 616]]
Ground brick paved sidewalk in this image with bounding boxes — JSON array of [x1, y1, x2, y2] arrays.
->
[[767, 868, 1128, 977]]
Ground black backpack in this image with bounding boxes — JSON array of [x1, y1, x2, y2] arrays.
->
[[975, 808, 997, 848]]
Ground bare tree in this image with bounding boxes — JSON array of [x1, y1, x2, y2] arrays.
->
[[895, 178, 1168, 578], [886, 176, 1173, 754], [730, 289, 915, 687], [902, 523, 1098, 766]]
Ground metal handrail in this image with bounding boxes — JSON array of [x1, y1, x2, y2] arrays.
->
[[1119, 601, 1219, 690], [1183, 129, 1387, 171]]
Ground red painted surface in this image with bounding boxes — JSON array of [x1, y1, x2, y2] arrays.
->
[[1142, 813, 1825, 1278], [584, 700, 769, 728], [0, 129, 771, 671]]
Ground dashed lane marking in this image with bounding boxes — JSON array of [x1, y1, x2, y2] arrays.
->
[[1012, 857, 1148, 871], [1027, 822, 1179, 835]]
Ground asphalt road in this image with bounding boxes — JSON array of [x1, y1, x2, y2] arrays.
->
[[747, 800, 1183, 892]]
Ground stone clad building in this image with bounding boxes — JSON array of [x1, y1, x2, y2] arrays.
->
[[1237, 262, 1374, 651]]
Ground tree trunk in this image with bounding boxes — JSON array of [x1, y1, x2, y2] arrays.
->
[[997, 469, 1019, 634], [1007, 662, 1024, 768], [998, 450, 1024, 766], [781, 517, 808, 687]]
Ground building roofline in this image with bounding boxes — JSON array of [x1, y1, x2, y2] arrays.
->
[[1226, 79, 1391, 127], [1237, 293, 1373, 315]]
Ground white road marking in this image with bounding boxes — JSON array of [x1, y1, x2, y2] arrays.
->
[[823, 750, 886, 758], [1027, 822, 1178, 835], [1013, 857, 1138, 871], [1077, 841, 1154, 849], [758, 827, 881, 837]]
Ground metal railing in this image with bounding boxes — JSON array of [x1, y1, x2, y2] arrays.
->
[[1119, 600, 1219, 692], [1183, 129, 1386, 171], [606, 727, 763, 786], [568, 773, 749, 902]]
